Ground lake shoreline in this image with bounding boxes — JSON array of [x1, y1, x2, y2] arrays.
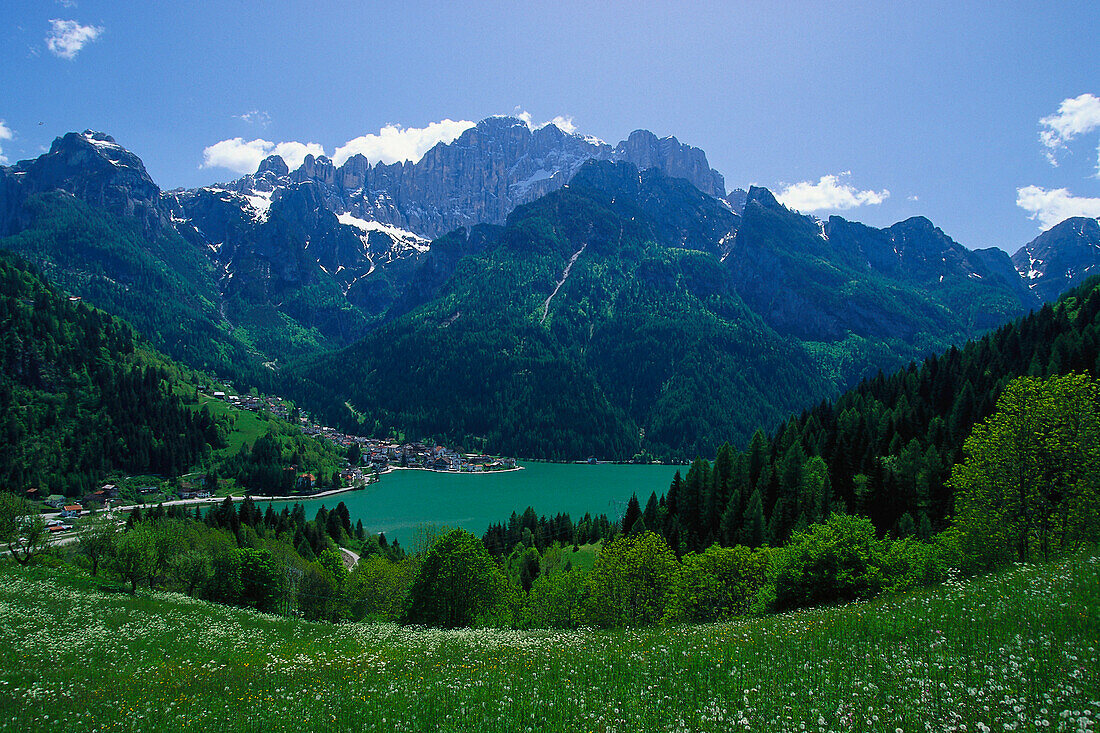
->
[[100, 464, 675, 547], [381, 465, 525, 476], [102, 464, 527, 514]]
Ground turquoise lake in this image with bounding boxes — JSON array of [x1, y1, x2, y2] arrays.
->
[[266, 462, 678, 545]]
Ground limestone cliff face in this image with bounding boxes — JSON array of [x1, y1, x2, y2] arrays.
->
[[153, 117, 730, 321], [205, 116, 727, 240], [613, 130, 726, 199]]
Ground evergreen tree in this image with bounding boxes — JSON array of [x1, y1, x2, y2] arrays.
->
[[741, 488, 766, 548], [642, 491, 659, 530], [622, 493, 642, 534]]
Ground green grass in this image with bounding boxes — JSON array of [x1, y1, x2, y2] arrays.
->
[[0, 554, 1097, 732], [563, 542, 601, 572], [193, 393, 271, 457]]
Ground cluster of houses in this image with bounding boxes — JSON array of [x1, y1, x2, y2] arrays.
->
[[204, 387, 291, 419], [203, 385, 520, 476], [176, 488, 214, 501], [32, 487, 111, 515], [301, 427, 518, 474], [364, 441, 518, 473]]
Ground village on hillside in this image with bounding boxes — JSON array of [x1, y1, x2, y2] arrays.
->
[[24, 385, 521, 524], [206, 387, 519, 475]]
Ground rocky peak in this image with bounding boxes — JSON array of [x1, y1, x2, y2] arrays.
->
[[257, 155, 289, 177], [290, 155, 337, 187], [612, 130, 726, 198], [1012, 216, 1100, 302], [193, 115, 729, 241], [724, 188, 748, 214], [3, 130, 167, 235], [744, 186, 784, 211], [566, 159, 740, 257], [886, 217, 950, 256]]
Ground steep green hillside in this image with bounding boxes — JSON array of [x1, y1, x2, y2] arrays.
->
[[655, 275, 1100, 552], [0, 252, 343, 498], [0, 192, 267, 386], [0, 252, 225, 496], [287, 162, 1036, 461], [729, 189, 1031, 379], [0, 550, 1094, 731]]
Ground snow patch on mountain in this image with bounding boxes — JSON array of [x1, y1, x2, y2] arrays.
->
[[337, 213, 430, 252], [244, 190, 274, 222]]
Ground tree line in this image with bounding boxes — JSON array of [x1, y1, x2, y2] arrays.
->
[[7, 364, 1098, 628]]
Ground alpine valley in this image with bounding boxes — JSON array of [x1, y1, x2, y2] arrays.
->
[[2, 118, 1099, 460]]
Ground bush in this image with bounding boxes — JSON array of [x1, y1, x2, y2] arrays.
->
[[770, 514, 887, 612], [524, 568, 589, 629], [880, 536, 946, 594], [585, 532, 677, 627], [664, 544, 769, 624], [299, 562, 340, 622], [347, 556, 417, 622], [207, 548, 286, 613], [404, 528, 511, 628]]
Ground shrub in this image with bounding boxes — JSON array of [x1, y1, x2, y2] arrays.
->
[[770, 513, 886, 612], [664, 544, 769, 624], [207, 548, 286, 613], [585, 532, 677, 627], [524, 568, 589, 629], [347, 556, 417, 622], [404, 528, 511, 628]]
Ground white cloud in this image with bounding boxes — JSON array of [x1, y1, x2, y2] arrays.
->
[[205, 113, 584, 174], [270, 141, 327, 170], [545, 115, 577, 135], [201, 137, 326, 174], [1039, 93, 1100, 170], [775, 172, 890, 213], [235, 110, 272, 127], [332, 119, 475, 167], [0, 120, 13, 165], [1016, 185, 1100, 230], [513, 109, 578, 135], [46, 19, 103, 59]]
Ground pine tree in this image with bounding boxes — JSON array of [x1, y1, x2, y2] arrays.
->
[[642, 491, 659, 530], [621, 493, 642, 535], [742, 488, 766, 548]]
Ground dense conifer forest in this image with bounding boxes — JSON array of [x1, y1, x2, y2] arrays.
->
[[0, 193, 271, 388], [646, 276, 1100, 553], [0, 253, 226, 496]]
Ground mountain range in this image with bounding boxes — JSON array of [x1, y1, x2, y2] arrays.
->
[[2, 118, 1099, 458]]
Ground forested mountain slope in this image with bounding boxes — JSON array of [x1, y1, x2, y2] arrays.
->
[[0, 191, 267, 385], [0, 253, 226, 496], [653, 275, 1100, 553], [3, 128, 1097, 463], [284, 161, 1043, 459], [286, 162, 826, 459]]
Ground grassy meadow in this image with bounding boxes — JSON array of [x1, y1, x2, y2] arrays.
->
[[0, 553, 1097, 732]]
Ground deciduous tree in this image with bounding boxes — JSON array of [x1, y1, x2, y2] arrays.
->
[[404, 528, 510, 628], [0, 493, 49, 566], [950, 374, 1100, 567]]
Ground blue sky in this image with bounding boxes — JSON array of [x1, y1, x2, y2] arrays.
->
[[2, 1, 1099, 251]]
